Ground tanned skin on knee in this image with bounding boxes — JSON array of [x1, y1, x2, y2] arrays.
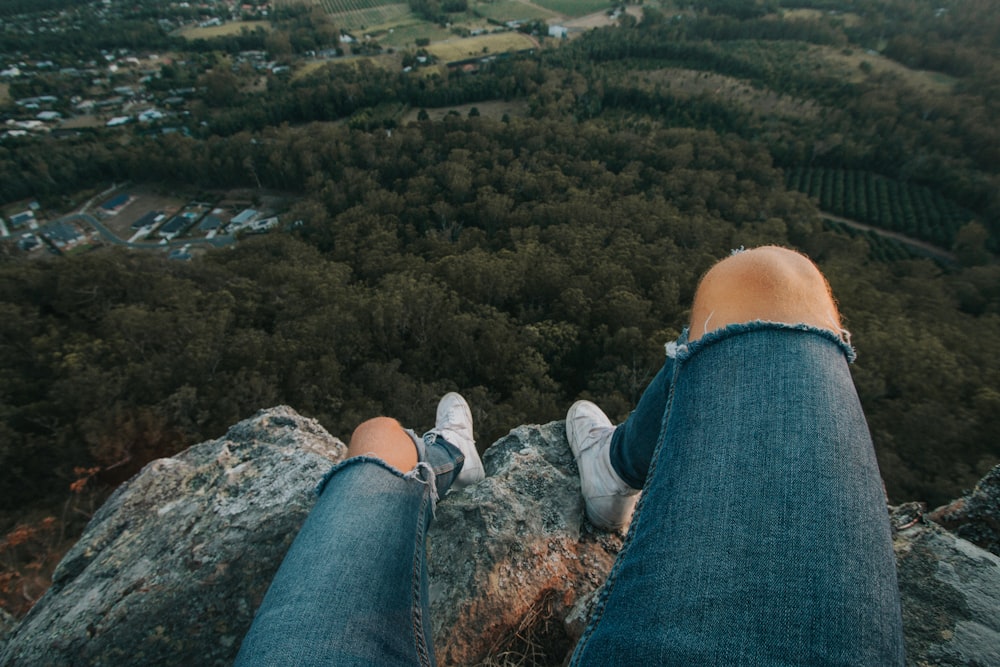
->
[[689, 246, 843, 343], [347, 417, 418, 471]]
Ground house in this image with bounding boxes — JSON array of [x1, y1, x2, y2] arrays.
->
[[100, 193, 131, 214], [131, 210, 164, 230], [231, 208, 258, 226], [158, 215, 190, 239], [106, 116, 131, 127], [17, 233, 41, 251], [548, 25, 568, 39], [198, 215, 222, 232], [9, 211, 35, 228], [42, 222, 85, 249], [138, 109, 164, 123]]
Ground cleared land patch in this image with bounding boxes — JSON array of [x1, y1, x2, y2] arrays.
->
[[402, 99, 529, 123], [0, 83, 9, 104], [643, 68, 820, 120], [293, 60, 331, 80], [532, 0, 612, 17], [60, 115, 105, 129], [426, 32, 535, 62], [815, 45, 957, 94], [782, 8, 862, 28], [177, 20, 272, 39], [563, 5, 641, 30]]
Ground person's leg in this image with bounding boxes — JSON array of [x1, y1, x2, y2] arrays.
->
[[571, 247, 904, 665], [566, 359, 672, 530], [235, 394, 483, 667], [609, 356, 674, 489]]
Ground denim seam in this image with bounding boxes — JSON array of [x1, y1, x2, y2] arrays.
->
[[572, 336, 683, 664], [675, 320, 857, 363], [572, 329, 697, 665], [574, 322, 860, 663], [411, 478, 434, 667]]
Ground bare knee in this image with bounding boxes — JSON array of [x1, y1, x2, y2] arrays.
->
[[347, 417, 418, 471], [689, 246, 842, 342]]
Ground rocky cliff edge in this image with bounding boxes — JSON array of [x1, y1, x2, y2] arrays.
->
[[1, 407, 997, 666]]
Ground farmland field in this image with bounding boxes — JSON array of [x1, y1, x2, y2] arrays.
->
[[276, 0, 412, 28], [176, 20, 272, 39], [531, 0, 613, 17], [425, 32, 536, 62], [373, 20, 456, 48], [336, 3, 411, 29], [471, 0, 558, 22], [786, 167, 974, 248]]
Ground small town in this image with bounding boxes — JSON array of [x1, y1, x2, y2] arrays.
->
[[1, 184, 289, 258], [0, 0, 630, 258]]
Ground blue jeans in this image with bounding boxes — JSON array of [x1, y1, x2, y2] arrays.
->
[[234, 432, 465, 666], [236, 324, 905, 666]]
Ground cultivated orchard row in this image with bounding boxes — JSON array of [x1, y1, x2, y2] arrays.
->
[[318, 0, 400, 13], [786, 167, 975, 249], [822, 219, 920, 264], [272, 0, 398, 12], [273, 0, 407, 25]]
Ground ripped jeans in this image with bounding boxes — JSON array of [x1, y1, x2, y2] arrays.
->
[[236, 324, 905, 666], [234, 433, 464, 666]]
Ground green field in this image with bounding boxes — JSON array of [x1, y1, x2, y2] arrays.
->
[[372, 20, 456, 48], [472, 0, 558, 22], [426, 32, 535, 62], [532, 0, 613, 17]]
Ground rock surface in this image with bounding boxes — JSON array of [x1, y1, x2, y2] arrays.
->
[[428, 423, 623, 665], [892, 502, 1000, 666], [0, 407, 347, 667], [928, 465, 1000, 557], [1, 407, 998, 666]]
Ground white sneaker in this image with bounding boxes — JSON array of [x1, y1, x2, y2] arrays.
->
[[566, 400, 640, 531], [429, 392, 484, 490]]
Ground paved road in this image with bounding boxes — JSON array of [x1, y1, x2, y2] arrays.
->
[[55, 212, 236, 250]]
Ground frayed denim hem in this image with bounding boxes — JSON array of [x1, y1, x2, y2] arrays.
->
[[672, 320, 857, 364], [315, 456, 437, 501]]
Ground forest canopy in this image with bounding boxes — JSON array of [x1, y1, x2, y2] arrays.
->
[[2, 119, 997, 517]]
